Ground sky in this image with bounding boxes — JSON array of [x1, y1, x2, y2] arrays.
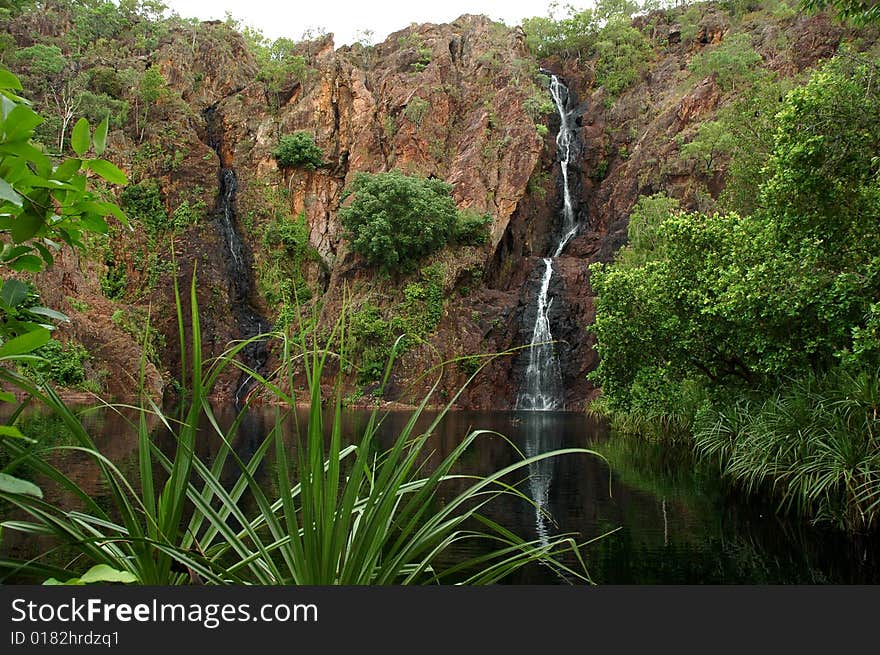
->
[[162, 0, 565, 47]]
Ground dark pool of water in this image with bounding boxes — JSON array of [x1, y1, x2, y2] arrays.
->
[[3, 405, 878, 584]]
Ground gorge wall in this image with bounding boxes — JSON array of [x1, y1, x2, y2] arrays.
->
[[4, 2, 869, 408]]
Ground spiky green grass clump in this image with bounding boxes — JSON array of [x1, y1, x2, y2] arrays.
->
[[693, 368, 880, 532]]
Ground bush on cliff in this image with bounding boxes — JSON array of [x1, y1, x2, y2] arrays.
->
[[272, 131, 324, 170], [339, 170, 459, 273]]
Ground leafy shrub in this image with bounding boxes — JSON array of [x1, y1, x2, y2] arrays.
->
[[349, 303, 395, 385], [339, 170, 458, 273], [453, 209, 492, 246], [272, 132, 324, 170], [27, 339, 89, 386], [120, 180, 166, 234], [412, 47, 432, 72], [593, 20, 652, 97], [403, 97, 429, 126], [688, 34, 762, 91]]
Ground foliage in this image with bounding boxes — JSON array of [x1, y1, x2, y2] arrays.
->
[[801, 0, 880, 23], [259, 208, 318, 325], [248, 35, 310, 96], [339, 170, 459, 273], [349, 303, 395, 385], [23, 338, 89, 386], [679, 120, 736, 175], [120, 180, 166, 234], [403, 96, 429, 126], [412, 47, 432, 73], [694, 367, 880, 532], [522, 2, 651, 98], [100, 249, 127, 300], [395, 262, 446, 341], [590, 54, 880, 530], [272, 131, 324, 170], [592, 20, 652, 97], [687, 34, 762, 92], [453, 209, 492, 246], [0, 277, 595, 584], [111, 307, 164, 366], [0, 67, 127, 352]]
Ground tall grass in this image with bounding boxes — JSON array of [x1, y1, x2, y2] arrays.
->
[[0, 275, 597, 584], [693, 368, 880, 532]]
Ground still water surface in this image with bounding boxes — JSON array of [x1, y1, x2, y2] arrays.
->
[[6, 405, 878, 584]]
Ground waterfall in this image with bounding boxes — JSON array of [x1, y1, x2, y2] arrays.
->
[[516, 74, 578, 411], [518, 258, 563, 410], [204, 106, 269, 408], [550, 74, 578, 257]]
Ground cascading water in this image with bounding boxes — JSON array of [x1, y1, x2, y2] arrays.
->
[[516, 74, 579, 411], [204, 105, 269, 407]]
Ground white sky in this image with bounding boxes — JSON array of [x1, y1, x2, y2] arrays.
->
[[162, 0, 568, 47]]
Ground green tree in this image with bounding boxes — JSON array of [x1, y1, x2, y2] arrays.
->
[[272, 132, 324, 170], [688, 34, 762, 92], [339, 170, 459, 273], [134, 66, 167, 141], [590, 53, 880, 412]]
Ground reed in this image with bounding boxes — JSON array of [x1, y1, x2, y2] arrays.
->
[[693, 368, 880, 532]]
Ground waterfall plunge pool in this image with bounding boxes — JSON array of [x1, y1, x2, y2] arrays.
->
[[3, 404, 877, 584]]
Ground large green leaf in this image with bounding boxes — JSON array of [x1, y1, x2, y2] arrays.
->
[[93, 116, 109, 156], [10, 212, 42, 243], [50, 158, 81, 182], [70, 117, 90, 156], [0, 425, 32, 440], [0, 68, 23, 91], [0, 472, 43, 498], [0, 279, 29, 308], [78, 564, 138, 584], [0, 326, 50, 357], [86, 159, 127, 185], [9, 254, 43, 272], [3, 104, 42, 142], [0, 176, 23, 207], [28, 306, 69, 322]]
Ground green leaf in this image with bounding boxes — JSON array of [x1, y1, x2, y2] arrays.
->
[[51, 158, 82, 182], [3, 104, 42, 142], [0, 425, 30, 440], [78, 564, 138, 584], [0, 279, 29, 308], [93, 115, 109, 156], [0, 472, 43, 498], [28, 306, 70, 322], [77, 213, 108, 234], [71, 117, 90, 156], [0, 68, 23, 91], [0, 326, 50, 357], [0, 177, 23, 207], [78, 200, 127, 223], [8, 254, 43, 272], [86, 158, 127, 185], [10, 212, 42, 243], [0, 140, 51, 174], [33, 242, 55, 267], [0, 391, 15, 403]]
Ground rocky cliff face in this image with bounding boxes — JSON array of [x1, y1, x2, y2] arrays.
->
[[7, 3, 870, 408]]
